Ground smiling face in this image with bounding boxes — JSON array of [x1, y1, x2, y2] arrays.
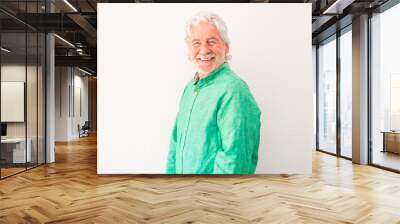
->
[[187, 22, 229, 77]]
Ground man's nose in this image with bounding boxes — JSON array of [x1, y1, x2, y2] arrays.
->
[[199, 45, 211, 54]]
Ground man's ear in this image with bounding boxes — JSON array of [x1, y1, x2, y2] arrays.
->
[[224, 44, 231, 61], [225, 44, 230, 55]]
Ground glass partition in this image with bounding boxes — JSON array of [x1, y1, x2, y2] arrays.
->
[[38, 32, 45, 165], [27, 31, 38, 169], [371, 3, 400, 171], [0, 1, 46, 179], [317, 36, 337, 155], [0, 31, 28, 177], [339, 28, 352, 158]]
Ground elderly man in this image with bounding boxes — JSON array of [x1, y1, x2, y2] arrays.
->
[[166, 12, 261, 174]]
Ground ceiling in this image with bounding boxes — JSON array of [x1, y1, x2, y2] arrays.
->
[[0, 0, 394, 75]]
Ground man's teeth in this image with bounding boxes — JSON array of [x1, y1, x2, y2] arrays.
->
[[198, 57, 214, 61]]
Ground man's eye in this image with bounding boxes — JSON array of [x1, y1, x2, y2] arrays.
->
[[208, 41, 216, 45], [193, 42, 200, 47]]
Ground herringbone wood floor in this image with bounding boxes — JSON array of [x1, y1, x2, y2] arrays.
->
[[1, 134, 400, 224]]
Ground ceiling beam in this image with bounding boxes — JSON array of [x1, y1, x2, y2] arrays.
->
[[322, 0, 356, 14], [55, 55, 96, 69], [67, 13, 97, 44]]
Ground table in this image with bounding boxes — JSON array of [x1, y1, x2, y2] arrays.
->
[[381, 131, 400, 154], [1, 138, 32, 164]]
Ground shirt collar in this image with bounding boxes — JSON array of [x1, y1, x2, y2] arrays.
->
[[193, 62, 230, 88]]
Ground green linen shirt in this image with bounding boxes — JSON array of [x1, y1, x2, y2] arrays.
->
[[166, 63, 261, 174]]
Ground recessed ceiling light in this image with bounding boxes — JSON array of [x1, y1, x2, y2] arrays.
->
[[1, 47, 11, 53], [78, 67, 93, 76], [54, 34, 75, 48], [63, 0, 78, 12]]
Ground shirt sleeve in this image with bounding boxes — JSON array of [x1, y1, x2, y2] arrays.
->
[[214, 82, 261, 174]]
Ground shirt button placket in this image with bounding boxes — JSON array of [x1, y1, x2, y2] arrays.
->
[[180, 87, 200, 173]]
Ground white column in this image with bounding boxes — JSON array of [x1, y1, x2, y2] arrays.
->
[[46, 33, 55, 163], [45, 0, 56, 163], [352, 14, 369, 164]]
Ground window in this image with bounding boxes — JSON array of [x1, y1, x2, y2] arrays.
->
[[371, 2, 400, 171], [318, 36, 337, 154], [339, 28, 352, 158]]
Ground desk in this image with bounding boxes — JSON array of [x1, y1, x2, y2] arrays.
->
[[1, 138, 32, 163], [382, 131, 400, 154]]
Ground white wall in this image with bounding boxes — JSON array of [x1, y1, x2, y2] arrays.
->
[[72, 72, 89, 138], [55, 67, 69, 141], [55, 67, 89, 141], [98, 3, 313, 174]]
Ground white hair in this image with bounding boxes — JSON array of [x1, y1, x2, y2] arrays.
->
[[185, 11, 230, 47]]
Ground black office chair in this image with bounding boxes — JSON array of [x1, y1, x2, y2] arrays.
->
[[79, 121, 90, 138]]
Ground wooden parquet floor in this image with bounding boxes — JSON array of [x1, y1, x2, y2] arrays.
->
[[1, 134, 400, 224]]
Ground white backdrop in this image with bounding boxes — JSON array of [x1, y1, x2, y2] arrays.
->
[[98, 3, 313, 174]]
